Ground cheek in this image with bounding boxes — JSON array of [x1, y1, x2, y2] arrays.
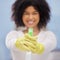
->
[[22, 14, 28, 20], [22, 16, 26, 23], [36, 15, 40, 22]]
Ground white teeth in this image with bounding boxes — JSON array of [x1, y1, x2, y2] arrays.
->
[[28, 21, 34, 24]]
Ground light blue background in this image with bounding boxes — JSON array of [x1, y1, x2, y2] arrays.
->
[[0, 0, 60, 60]]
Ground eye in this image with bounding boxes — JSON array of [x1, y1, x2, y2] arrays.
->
[[23, 12, 29, 15], [33, 12, 39, 15]]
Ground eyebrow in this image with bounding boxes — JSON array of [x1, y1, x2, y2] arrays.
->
[[24, 10, 38, 13]]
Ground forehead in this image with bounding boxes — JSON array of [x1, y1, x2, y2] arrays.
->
[[24, 6, 38, 12]]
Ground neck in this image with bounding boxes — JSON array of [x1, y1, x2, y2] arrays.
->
[[23, 27, 40, 36]]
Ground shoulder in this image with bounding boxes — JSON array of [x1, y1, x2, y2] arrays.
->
[[6, 30, 24, 39], [39, 30, 56, 40], [6, 30, 18, 37], [43, 30, 57, 42], [44, 31, 56, 38], [40, 28, 56, 38]]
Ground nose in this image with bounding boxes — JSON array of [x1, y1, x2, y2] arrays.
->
[[29, 14, 33, 20]]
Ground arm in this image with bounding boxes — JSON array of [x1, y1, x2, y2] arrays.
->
[[5, 30, 23, 51], [38, 31, 57, 54]]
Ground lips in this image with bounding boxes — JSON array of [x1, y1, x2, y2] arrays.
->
[[27, 20, 34, 25]]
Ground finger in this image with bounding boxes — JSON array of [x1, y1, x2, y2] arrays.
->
[[27, 45, 37, 53], [24, 38, 37, 45], [36, 43, 44, 54], [22, 40, 37, 53], [15, 40, 26, 51], [23, 44, 30, 51], [25, 33, 37, 41], [23, 41, 36, 53], [23, 41, 36, 49]]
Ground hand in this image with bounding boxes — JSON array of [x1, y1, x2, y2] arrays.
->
[[15, 33, 44, 54], [24, 33, 37, 52], [24, 33, 44, 54], [15, 33, 37, 52]]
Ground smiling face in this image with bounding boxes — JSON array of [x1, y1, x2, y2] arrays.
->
[[22, 6, 40, 28]]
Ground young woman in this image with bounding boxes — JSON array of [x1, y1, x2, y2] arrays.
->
[[5, 0, 57, 60]]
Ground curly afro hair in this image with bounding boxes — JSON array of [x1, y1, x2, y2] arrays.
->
[[12, 0, 50, 29]]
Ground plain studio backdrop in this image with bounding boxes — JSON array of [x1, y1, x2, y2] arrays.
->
[[0, 0, 60, 60]]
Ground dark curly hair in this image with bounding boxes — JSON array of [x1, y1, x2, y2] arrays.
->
[[12, 0, 50, 29]]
